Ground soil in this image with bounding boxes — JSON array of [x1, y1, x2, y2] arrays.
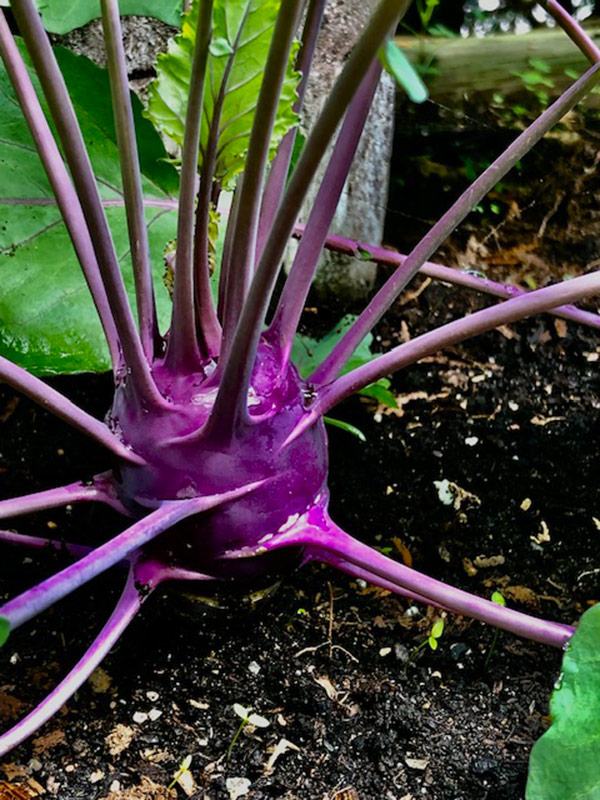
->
[[0, 109, 599, 800]]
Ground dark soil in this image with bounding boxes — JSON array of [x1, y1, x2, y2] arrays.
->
[[1, 111, 599, 800]]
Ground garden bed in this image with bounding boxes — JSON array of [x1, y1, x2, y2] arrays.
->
[[0, 273, 598, 799]]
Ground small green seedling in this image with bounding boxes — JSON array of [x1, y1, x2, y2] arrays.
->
[[484, 591, 506, 669], [168, 754, 192, 791], [228, 703, 270, 759], [406, 617, 445, 669]]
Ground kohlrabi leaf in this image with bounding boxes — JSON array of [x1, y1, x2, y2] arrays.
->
[[526, 603, 600, 800], [34, 0, 184, 34], [146, 0, 300, 189], [0, 616, 10, 648], [0, 44, 179, 375], [380, 41, 428, 104], [291, 315, 397, 407]]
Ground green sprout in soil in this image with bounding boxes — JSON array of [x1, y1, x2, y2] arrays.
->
[[228, 704, 270, 760]]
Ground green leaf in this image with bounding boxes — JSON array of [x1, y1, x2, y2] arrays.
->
[[526, 604, 600, 799], [323, 416, 366, 443], [431, 619, 444, 639], [0, 616, 10, 648], [428, 637, 438, 651], [34, 0, 184, 34], [0, 44, 179, 375], [491, 591, 506, 606], [358, 382, 398, 408], [146, 0, 300, 189], [380, 41, 428, 104], [291, 314, 394, 406]]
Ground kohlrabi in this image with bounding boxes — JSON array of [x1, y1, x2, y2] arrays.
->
[[0, 0, 598, 757]]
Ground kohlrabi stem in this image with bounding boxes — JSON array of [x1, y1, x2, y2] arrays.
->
[[270, 61, 383, 363], [544, 0, 600, 63], [227, 510, 573, 648], [101, 0, 158, 360], [210, 0, 411, 436], [255, 0, 326, 262], [0, 10, 120, 370], [0, 480, 263, 635], [299, 227, 600, 330], [220, 0, 304, 357], [0, 530, 92, 559], [304, 548, 452, 610], [218, 183, 242, 324], [192, 3, 252, 358], [11, 0, 164, 408], [0, 567, 145, 757], [310, 62, 600, 387], [165, 0, 213, 371], [0, 473, 128, 520], [0, 356, 144, 464], [305, 269, 600, 425]]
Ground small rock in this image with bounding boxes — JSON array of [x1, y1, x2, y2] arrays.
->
[[133, 711, 148, 724], [148, 708, 162, 721], [394, 643, 410, 663], [450, 643, 468, 662], [465, 436, 479, 447], [473, 758, 499, 775], [379, 647, 392, 657], [248, 661, 261, 676], [226, 777, 251, 799], [146, 690, 159, 702], [405, 757, 429, 770], [89, 770, 105, 784]]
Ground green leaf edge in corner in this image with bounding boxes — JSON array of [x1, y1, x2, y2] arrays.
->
[[526, 602, 600, 800], [0, 616, 10, 648]]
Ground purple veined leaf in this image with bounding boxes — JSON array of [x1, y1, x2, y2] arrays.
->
[[29, 0, 184, 34], [0, 42, 179, 375]]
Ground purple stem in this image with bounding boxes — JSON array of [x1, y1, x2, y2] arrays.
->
[[192, 3, 253, 358], [0, 530, 92, 559], [0, 566, 144, 757], [0, 472, 129, 520], [298, 226, 600, 330], [255, 0, 327, 262], [0, 356, 144, 464], [269, 60, 383, 362], [0, 11, 120, 370], [227, 509, 573, 648], [304, 548, 452, 609], [544, 0, 600, 63], [165, 0, 213, 371], [0, 480, 263, 634], [101, 0, 158, 360], [310, 62, 600, 387], [220, 0, 305, 358], [217, 183, 242, 325], [209, 0, 411, 436], [297, 269, 600, 436], [11, 0, 163, 408]]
